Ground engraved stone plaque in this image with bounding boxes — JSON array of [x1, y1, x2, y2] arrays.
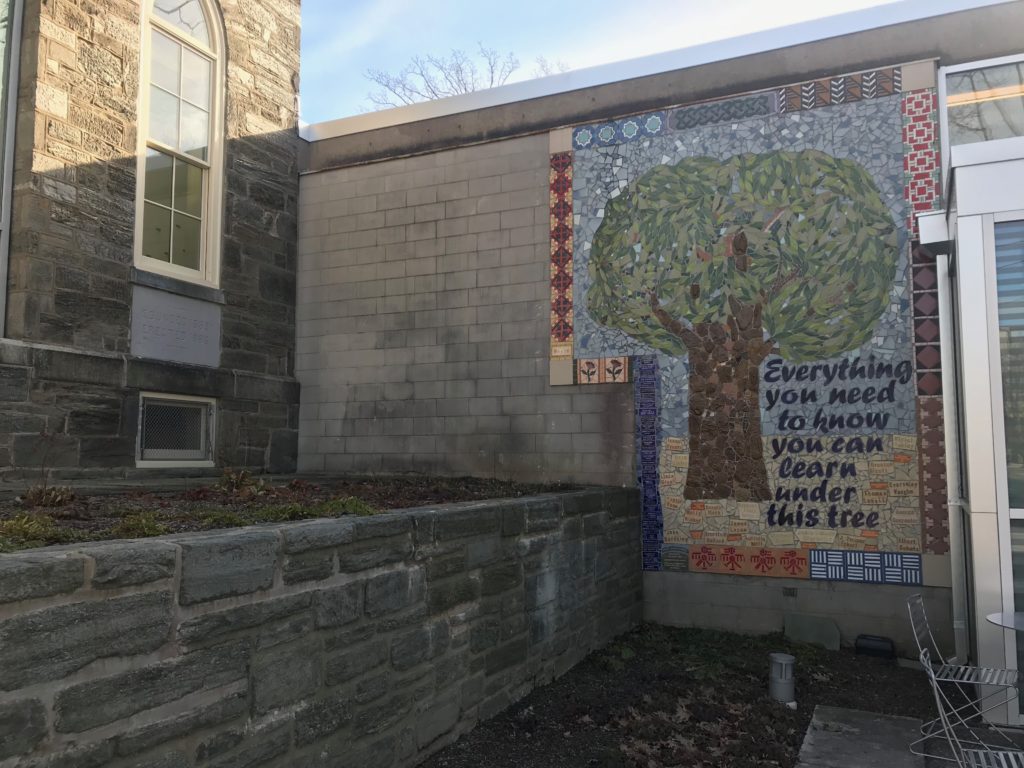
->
[[131, 285, 221, 368]]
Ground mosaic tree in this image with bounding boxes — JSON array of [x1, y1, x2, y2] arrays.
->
[[588, 149, 897, 500]]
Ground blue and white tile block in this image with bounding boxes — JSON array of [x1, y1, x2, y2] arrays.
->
[[809, 550, 922, 585], [573, 112, 666, 150]]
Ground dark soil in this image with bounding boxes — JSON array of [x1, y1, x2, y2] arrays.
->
[[0, 475, 573, 552], [423, 624, 934, 768]]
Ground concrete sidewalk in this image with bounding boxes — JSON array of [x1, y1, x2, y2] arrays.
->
[[797, 706, 924, 768]]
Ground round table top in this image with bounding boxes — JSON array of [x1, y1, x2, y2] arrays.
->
[[986, 611, 1024, 630]]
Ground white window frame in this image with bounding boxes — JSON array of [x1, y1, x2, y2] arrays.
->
[[133, 0, 225, 288], [136, 391, 217, 468]]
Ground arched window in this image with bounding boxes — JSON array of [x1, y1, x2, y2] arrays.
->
[[135, 0, 224, 286]]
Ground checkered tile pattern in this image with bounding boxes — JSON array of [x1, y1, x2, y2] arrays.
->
[[809, 550, 922, 585]]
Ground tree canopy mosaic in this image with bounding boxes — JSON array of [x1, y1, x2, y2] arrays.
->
[[588, 149, 898, 501]]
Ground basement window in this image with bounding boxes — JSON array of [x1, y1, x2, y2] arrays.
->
[[137, 393, 215, 465]]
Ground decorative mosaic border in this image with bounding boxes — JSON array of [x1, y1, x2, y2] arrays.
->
[[572, 112, 666, 151], [901, 89, 941, 239], [778, 67, 901, 113], [575, 357, 631, 385], [809, 550, 923, 585], [902, 83, 948, 556], [549, 153, 573, 358], [635, 356, 662, 570], [672, 93, 776, 131], [689, 545, 810, 579]]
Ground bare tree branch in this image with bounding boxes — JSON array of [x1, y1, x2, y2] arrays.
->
[[364, 44, 521, 110]]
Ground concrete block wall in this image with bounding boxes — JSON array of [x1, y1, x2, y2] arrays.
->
[[0, 487, 641, 768], [644, 571, 952, 657], [296, 134, 635, 484]]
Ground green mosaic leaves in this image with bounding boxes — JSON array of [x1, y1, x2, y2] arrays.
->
[[587, 149, 897, 362]]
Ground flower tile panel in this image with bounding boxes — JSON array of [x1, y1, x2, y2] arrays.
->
[[572, 112, 666, 151]]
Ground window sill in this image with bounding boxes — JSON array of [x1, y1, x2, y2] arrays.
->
[[131, 267, 225, 305]]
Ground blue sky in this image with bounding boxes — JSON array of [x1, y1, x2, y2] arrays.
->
[[299, 0, 902, 124]]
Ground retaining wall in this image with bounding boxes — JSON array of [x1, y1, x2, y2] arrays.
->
[[0, 487, 640, 768]]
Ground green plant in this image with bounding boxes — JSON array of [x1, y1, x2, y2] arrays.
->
[[215, 468, 269, 500], [0, 513, 76, 551], [111, 512, 169, 539], [199, 510, 247, 529], [22, 484, 75, 508], [20, 429, 76, 509], [324, 496, 378, 516]]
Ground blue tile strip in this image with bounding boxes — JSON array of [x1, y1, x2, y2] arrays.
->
[[809, 550, 922, 585], [573, 112, 666, 151], [635, 355, 662, 570]]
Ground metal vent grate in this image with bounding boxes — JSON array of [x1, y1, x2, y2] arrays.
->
[[140, 397, 213, 461]]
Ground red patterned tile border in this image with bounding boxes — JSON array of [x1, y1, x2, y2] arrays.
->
[[902, 89, 941, 238], [550, 153, 573, 359], [689, 544, 810, 579]]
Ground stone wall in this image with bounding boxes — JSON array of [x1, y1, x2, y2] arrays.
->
[[0, 0, 301, 473], [295, 134, 636, 484], [0, 487, 641, 767]]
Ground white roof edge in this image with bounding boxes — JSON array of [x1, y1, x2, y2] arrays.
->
[[300, 0, 1010, 142]]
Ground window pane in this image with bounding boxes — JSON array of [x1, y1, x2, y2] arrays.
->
[[150, 30, 180, 95], [149, 85, 179, 148], [174, 158, 203, 217], [996, 220, 1024, 508], [181, 47, 210, 108], [153, 0, 210, 46], [947, 62, 1024, 145], [144, 149, 173, 206], [171, 213, 201, 270], [142, 203, 172, 262], [179, 101, 209, 160]]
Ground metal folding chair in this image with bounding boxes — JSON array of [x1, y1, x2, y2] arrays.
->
[[922, 647, 1024, 767], [909, 594, 1020, 760]]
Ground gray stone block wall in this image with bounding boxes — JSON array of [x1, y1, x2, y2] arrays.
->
[[643, 570, 953, 657], [0, 487, 642, 767], [0, 341, 298, 476], [0, 0, 301, 473], [296, 135, 636, 484]]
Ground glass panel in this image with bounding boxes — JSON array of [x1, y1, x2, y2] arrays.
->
[[180, 47, 210, 108], [179, 100, 208, 160], [152, 0, 210, 46], [150, 30, 180, 95], [142, 203, 172, 262], [171, 212, 201, 269], [0, 0, 13, 194], [947, 62, 1024, 145], [149, 85, 179, 148], [1011, 520, 1024, 683], [144, 149, 173, 206], [173, 158, 203, 217], [996, 220, 1024, 508]]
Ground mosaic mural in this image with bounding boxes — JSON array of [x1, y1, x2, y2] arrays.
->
[[552, 65, 945, 585]]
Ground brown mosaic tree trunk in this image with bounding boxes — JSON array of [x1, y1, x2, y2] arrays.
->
[[648, 293, 774, 501]]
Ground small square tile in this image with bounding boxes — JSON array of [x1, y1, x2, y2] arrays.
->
[[549, 358, 574, 386]]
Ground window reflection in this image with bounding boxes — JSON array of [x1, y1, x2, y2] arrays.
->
[[947, 62, 1024, 145], [152, 0, 210, 46], [997, 220, 1024, 507]]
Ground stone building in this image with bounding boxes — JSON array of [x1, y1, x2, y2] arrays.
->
[[0, 0, 301, 478]]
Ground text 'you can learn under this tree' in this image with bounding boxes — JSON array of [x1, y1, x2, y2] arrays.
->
[[588, 149, 897, 502]]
